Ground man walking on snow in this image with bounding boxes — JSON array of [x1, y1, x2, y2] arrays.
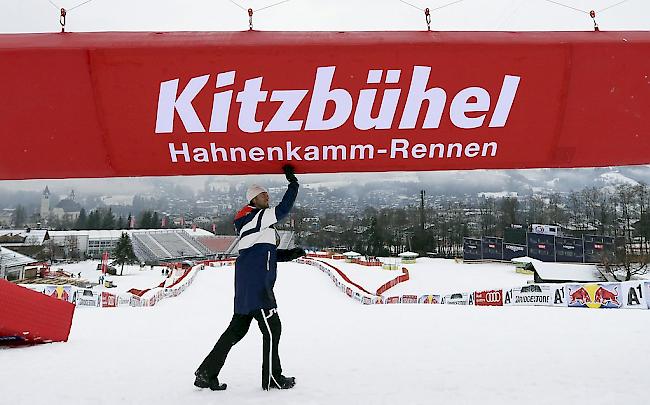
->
[[194, 164, 305, 391]]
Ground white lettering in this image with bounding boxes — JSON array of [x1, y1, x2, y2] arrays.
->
[[209, 71, 235, 133], [305, 66, 353, 130], [399, 66, 446, 129], [156, 75, 209, 133], [489, 75, 521, 127], [450, 87, 490, 129], [236, 77, 268, 133], [266, 90, 308, 132], [169, 143, 190, 162]]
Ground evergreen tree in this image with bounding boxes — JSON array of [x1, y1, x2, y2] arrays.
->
[[116, 216, 125, 230], [152, 211, 160, 229], [113, 232, 139, 275], [86, 210, 101, 230], [101, 208, 116, 230], [139, 211, 153, 229], [74, 208, 87, 229], [13, 205, 26, 227]]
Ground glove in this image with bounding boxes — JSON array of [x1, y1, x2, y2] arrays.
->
[[277, 247, 306, 262], [282, 164, 298, 183]]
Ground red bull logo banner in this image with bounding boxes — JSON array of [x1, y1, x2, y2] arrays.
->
[[44, 285, 73, 303], [1, 32, 650, 180], [418, 294, 441, 304], [442, 292, 473, 305], [567, 283, 622, 309], [474, 289, 503, 306]]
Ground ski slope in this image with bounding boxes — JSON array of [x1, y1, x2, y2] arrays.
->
[[2, 261, 649, 404]]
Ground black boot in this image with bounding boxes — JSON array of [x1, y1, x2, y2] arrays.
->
[[194, 371, 227, 391], [263, 375, 296, 390]]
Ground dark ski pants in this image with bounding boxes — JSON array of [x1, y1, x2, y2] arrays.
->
[[196, 308, 282, 388]]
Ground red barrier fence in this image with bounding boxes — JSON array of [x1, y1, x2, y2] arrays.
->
[[0, 279, 75, 344], [1, 31, 649, 180], [314, 259, 374, 295], [376, 268, 410, 296]]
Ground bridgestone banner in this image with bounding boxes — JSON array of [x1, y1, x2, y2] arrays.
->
[[1, 31, 650, 179]]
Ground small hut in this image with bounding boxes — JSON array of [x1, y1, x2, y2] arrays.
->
[[398, 251, 419, 264], [382, 257, 399, 270], [342, 251, 361, 263]]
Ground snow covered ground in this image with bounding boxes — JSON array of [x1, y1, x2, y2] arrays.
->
[[50, 260, 170, 294], [2, 260, 649, 404]]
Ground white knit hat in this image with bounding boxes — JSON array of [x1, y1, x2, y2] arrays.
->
[[246, 184, 268, 203]]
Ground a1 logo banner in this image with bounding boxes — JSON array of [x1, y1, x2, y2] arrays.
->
[[567, 283, 622, 309], [418, 294, 441, 304], [551, 285, 567, 307], [620, 281, 647, 309]]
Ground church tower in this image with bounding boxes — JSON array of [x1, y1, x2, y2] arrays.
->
[[40, 186, 50, 220]]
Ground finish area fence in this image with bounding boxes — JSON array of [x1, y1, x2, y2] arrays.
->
[[463, 234, 615, 263]]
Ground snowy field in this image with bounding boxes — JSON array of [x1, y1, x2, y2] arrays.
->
[[51, 260, 170, 294], [2, 260, 649, 404]]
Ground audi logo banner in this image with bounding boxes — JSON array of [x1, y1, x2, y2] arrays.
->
[[474, 289, 504, 306], [1, 31, 650, 179]]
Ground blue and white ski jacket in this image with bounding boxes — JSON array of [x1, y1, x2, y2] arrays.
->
[[233, 181, 298, 314]]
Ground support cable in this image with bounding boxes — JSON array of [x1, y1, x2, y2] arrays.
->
[[46, 0, 99, 32], [397, 0, 466, 31], [228, 0, 295, 30], [540, 0, 634, 30]]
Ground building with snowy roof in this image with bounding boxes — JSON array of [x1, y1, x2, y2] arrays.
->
[[0, 246, 39, 281]]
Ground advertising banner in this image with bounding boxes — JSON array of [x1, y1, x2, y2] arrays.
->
[[101, 292, 117, 308], [442, 292, 473, 305], [527, 233, 556, 262], [75, 289, 100, 307], [504, 284, 553, 306], [481, 237, 503, 261], [551, 285, 567, 307], [583, 235, 615, 263], [503, 243, 527, 261], [474, 289, 503, 306], [418, 294, 441, 304], [1, 32, 650, 180], [620, 281, 647, 309], [567, 283, 622, 309], [117, 294, 132, 307], [463, 238, 482, 261], [400, 295, 418, 304], [44, 285, 73, 303], [555, 236, 584, 263]]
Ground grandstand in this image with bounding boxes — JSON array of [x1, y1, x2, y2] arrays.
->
[[131, 230, 213, 263], [194, 230, 295, 258], [195, 235, 239, 257]]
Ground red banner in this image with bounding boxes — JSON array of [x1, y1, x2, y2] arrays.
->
[[1, 31, 649, 180], [475, 289, 504, 306]]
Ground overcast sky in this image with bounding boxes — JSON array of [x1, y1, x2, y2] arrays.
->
[[2, 0, 649, 194]]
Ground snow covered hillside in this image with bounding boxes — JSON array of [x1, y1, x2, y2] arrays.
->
[[2, 261, 648, 404]]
